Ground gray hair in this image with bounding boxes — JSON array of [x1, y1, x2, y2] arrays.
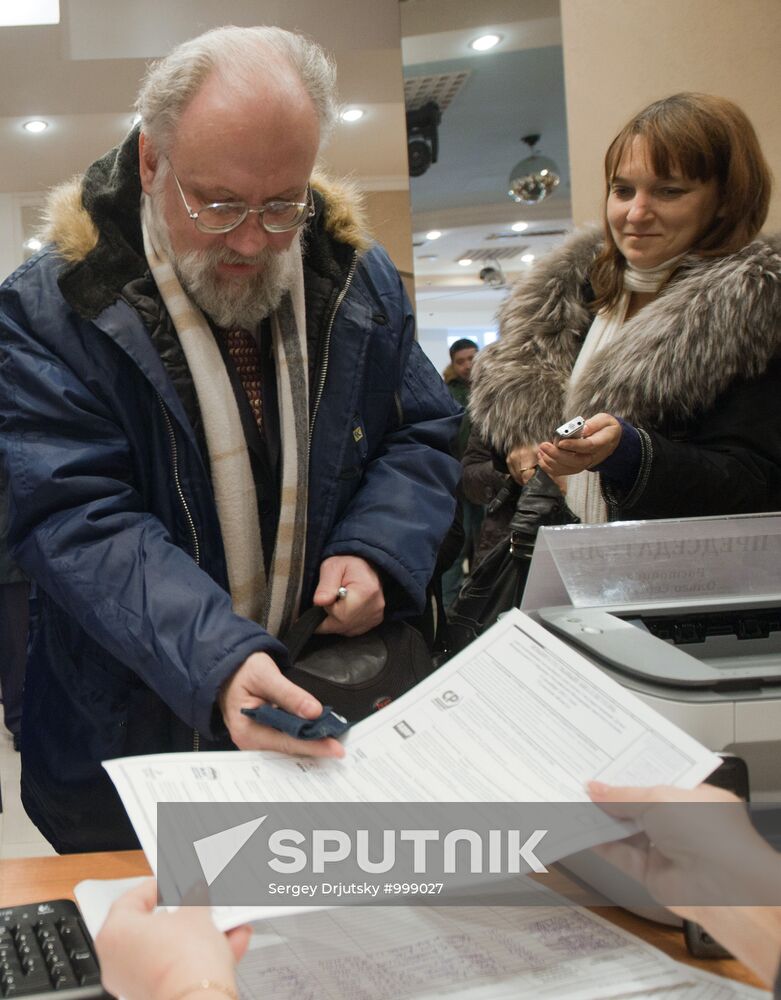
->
[[135, 25, 339, 153]]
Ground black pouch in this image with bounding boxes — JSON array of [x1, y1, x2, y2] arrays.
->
[[447, 468, 578, 657], [281, 606, 438, 722]]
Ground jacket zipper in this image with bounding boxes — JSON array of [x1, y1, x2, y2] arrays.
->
[[157, 393, 202, 752], [309, 250, 359, 442]]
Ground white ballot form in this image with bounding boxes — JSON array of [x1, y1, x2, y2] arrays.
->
[[104, 611, 719, 887]]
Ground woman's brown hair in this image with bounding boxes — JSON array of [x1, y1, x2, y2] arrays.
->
[[590, 92, 772, 312]]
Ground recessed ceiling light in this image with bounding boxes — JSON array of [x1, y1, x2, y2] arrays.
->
[[340, 108, 365, 123], [521, 253, 535, 264], [511, 221, 529, 233], [0, 1, 59, 26], [470, 34, 502, 52], [24, 237, 42, 252], [458, 258, 473, 267], [23, 119, 49, 133], [425, 230, 442, 241]]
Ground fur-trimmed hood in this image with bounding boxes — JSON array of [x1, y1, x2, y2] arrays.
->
[[40, 126, 371, 320], [470, 227, 781, 453]]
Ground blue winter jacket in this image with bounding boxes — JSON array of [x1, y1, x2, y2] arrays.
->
[[0, 133, 460, 851]]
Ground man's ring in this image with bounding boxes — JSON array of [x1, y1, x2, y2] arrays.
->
[[337, 586, 349, 600]]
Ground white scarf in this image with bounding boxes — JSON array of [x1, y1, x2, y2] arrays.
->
[[566, 254, 684, 523], [141, 199, 309, 636]]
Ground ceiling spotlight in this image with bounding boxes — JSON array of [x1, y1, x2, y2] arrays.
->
[[23, 120, 49, 133], [24, 237, 43, 252], [340, 108, 365, 123], [511, 221, 529, 233], [458, 258, 473, 267], [521, 253, 535, 264], [406, 101, 441, 177], [426, 230, 442, 241], [470, 34, 502, 51], [508, 133, 561, 205]]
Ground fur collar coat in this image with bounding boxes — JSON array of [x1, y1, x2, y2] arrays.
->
[[470, 227, 781, 455]]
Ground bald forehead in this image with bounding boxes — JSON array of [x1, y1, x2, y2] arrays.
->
[[182, 57, 315, 130]]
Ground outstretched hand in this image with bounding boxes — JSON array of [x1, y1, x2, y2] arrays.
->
[[95, 878, 250, 1000], [220, 651, 345, 758]]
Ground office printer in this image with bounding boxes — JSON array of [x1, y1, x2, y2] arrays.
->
[[523, 513, 781, 797], [536, 597, 781, 795]]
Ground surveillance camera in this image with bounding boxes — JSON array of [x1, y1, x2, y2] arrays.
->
[[405, 101, 441, 178], [408, 138, 432, 177]]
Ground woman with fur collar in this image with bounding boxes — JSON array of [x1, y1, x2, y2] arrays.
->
[[470, 93, 781, 522]]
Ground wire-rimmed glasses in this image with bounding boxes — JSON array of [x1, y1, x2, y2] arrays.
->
[[166, 158, 314, 234]]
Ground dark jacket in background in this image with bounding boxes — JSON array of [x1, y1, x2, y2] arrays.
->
[[461, 425, 512, 564]]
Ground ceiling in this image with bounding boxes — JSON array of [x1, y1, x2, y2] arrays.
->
[[0, 0, 571, 336], [400, 2, 571, 335]]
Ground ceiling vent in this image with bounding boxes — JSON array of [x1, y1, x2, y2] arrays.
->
[[485, 228, 569, 241], [404, 71, 471, 113], [454, 246, 527, 262]]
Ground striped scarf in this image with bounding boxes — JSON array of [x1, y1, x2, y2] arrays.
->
[[141, 199, 309, 636]]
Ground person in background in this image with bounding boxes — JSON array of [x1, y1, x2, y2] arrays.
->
[[590, 781, 781, 993], [441, 338, 484, 605], [470, 93, 781, 523], [0, 25, 460, 852]]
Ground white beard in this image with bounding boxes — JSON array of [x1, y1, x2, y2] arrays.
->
[[146, 191, 301, 330]]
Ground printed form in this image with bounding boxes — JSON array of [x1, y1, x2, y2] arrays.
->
[[104, 610, 719, 882], [74, 879, 769, 1000]]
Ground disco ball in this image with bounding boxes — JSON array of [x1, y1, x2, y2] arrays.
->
[[507, 152, 561, 205]]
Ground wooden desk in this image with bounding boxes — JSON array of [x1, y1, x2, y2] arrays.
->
[[0, 851, 767, 992]]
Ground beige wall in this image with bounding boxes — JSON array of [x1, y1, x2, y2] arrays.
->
[[561, 0, 781, 231], [363, 189, 415, 301]]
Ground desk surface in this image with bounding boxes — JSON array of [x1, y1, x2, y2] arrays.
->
[[0, 850, 766, 992]]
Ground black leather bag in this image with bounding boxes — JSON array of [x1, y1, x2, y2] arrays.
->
[[447, 468, 578, 657], [281, 606, 438, 722]]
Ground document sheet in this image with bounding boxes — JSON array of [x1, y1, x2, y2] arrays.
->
[[104, 609, 720, 872], [74, 878, 769, 999]]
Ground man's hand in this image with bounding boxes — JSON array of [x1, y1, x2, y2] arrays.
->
[[537, 412, 622, 478], [313, 555, 385, 636], [220, 651, 345, 757]]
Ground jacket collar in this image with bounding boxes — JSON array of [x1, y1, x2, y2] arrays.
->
[[470, 227, 781, 452]]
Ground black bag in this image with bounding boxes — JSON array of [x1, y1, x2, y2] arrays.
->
[[446, 468, 578, 657], [281, 606, 438, 722]]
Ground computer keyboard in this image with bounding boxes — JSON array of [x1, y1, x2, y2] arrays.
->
[[0, 899, 109, 998]]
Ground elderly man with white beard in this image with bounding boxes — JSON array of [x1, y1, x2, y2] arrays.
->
[[0, 25, 460, 852]]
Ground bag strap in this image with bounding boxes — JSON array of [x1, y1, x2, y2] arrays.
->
[[281, 606, 328, 663]]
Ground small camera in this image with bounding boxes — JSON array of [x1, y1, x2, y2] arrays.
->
[[553, 416, 585, 443]]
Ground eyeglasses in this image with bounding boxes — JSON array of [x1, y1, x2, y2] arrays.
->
[[166, 158, 314, 234]]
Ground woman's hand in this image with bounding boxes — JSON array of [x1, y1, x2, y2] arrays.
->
[[587, 782, 781, 987], [506, 444, 540, 485], [537, 413, 622, 478], [95, 879, 250, 1000]]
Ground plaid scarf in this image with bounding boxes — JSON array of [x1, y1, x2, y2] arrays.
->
[[141, 199, 309, 636]]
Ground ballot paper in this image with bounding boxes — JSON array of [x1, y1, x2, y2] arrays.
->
[[74, 877, 769, 1000], [104, 608, 720, 887]]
